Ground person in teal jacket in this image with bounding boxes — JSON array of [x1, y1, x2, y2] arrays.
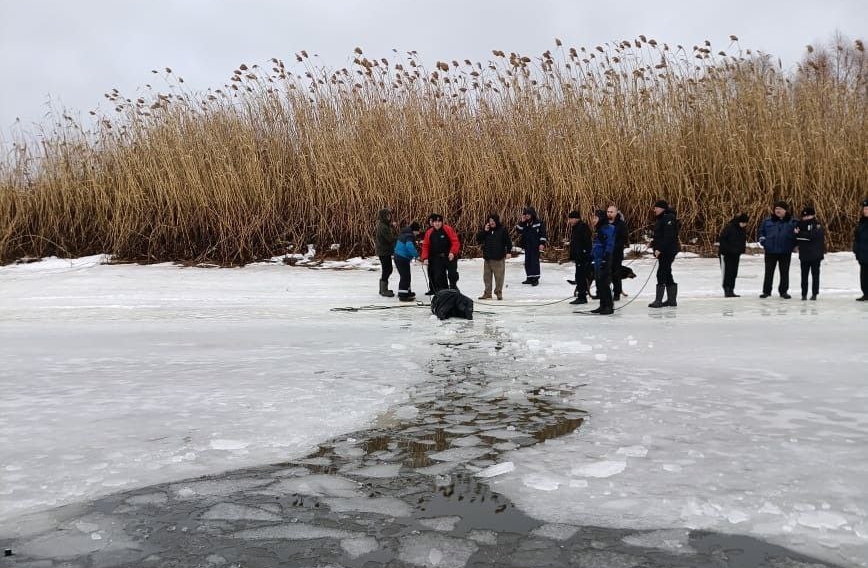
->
[[393, 222, 421, 302]]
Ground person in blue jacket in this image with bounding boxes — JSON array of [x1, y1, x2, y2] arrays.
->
[[794, 206, 825, 301], [758, 200, 797, 299], [393, 221, 421, 302], [589, 210, 615, 315], [515, 207, 547, 286], [854, 198, 868, 301]]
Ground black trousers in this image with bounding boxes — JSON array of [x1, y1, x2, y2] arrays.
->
[[574, 260, 591, 298], [719, 253, 741, 291], [394, 256, 413, 297], [611, 254, 624, 296], [763, 252, 792, 295], [379, 255, 393, 282], [595, 262, 613, 309], [862, 261, 868, 296], [428, 255, 451, 292], [800, 260, 821, 297], [656, 253, 676, 286], [524, 247, 541, 279]]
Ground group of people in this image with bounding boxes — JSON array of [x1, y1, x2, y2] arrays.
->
[[374, 197, 868, 311]]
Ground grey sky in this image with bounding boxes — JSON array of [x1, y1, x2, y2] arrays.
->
[[0, 0, 865, 139]]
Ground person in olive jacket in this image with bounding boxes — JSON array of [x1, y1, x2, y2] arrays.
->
[[758, 200, 797, 299], [718, 213, 749, 297], [476, 213, 512, 300], [855, 198, 868, 301], [375, 208, 397, 297], [648, 199, 680, 308], [795, 206, 825, 301]]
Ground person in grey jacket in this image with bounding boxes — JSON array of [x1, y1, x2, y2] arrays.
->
[[758, 200, 797, 299], [795, 207, 825, 301]]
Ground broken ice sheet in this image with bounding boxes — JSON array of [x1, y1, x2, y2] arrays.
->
[[340, 536, 379, 558], [418, 516, 462, 531], [271, 474, 360, 498], [324, 496, 412, 517], [428, 446, 489, 462], [345, 463, 401, 478], [202, 503, 282, 522], [231, 523, 360, 540], [398, 533, 479, 568]]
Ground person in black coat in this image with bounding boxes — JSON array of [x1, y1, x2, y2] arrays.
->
[[718, 213, 749, 297], [476, 213, 513, 300], [515, 206, 547, 286], [854, 198, 868, 301], [648, 199, 680, 308], [607, 205, 628, 301], [566, 210, 593, 305], [795, 207, 825, 301]]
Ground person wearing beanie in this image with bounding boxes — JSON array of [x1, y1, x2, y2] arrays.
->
[[758, 200, 797, 299], [421, 213, 461, 294], [607, 204, 628, 301], [795, 207, 825, 301], [648, 199, 680, 308], [854, 199, 868, 301], [718, 213, 749, 297], [589, 210, 615, 315], [375, 208, 398, 297], [515, 206, 548, 286], [475, 213, 513, 300], [566, 210, 593, 305], [393, 221, 422, 302]]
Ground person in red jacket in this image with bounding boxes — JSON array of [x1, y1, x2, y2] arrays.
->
[[421, 213, 461, 293]]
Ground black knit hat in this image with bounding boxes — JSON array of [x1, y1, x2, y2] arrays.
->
[[736, 213, 749, 223], [594, 209, 608, 226], [429, 213, 443, 222], [862, 198, 868, 207], [774, 200, 789, 210], [409, 221, 421, 231], [801, 206, 816, 217], [568, 210, 581, 219], [653, 199, 668, 209]]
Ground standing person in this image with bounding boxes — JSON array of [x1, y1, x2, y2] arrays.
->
[[394, 221, 421, 302], [590, 210, 615, 315], [476, 213, 512, 300], [758, 200, 797, 299], [718, 213, 749, 297], [648, 199, 680, 308], [515, 207, 547, 286], [795, 207, 825, 301], [856, 198, 868, 301], [375, 208, 397, 297], [421, 214, 460, 294], [567, 210, 593, 305], [607, 204, 628, 300]]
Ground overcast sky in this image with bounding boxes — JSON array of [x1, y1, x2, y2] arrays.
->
[[0, 0, 865, 139]]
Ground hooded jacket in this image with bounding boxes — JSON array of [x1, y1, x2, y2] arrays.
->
[[651, 207, 680, 256], [374, 209, 397, 257], [568, 219, 593, 263], [718, 217, 748, 256], [795, 218, 825, 262], [394, 225, 420, 260], [476, 214, 513, 261], [854, 216, 868, 263], [592, 212, 616, 269], [515, 207, 548, 250], [758, 212, 797, 255]]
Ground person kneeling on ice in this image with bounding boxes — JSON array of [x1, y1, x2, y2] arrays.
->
[[394, 221, 421, 302], [589, 210, 615, 315]]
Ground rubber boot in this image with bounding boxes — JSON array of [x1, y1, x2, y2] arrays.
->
[[666, 284, 678, 307], [648, 284, 666, 308], [379, 280, 395, 297]]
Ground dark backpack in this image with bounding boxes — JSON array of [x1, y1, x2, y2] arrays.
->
[[430, 289, 474, 320]]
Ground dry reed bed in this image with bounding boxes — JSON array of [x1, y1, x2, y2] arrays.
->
[[0, 36, 865, 264]]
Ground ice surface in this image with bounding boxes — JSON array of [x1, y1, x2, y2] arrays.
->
[[474, 461, 515, 478], [323, 496, 412, 517], [621, 529, 695, 554], [531, 522, 579, 541], [231, 523, 360, 540], [202, 503, 282, 522], [450, 435, 483, 447], [272, 475, 360, 498], [397, 533, 479, 568], [340, 536, 379, 558], [427, 447, 490, 462], [418, 516, 462, 531], [345, 464, 401, 478], [571, 460, 627, 478], [466, 529, 498, 545], [171, 478, 272, 499]]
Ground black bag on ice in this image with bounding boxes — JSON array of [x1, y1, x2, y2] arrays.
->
[[430, 289, 474, 320]]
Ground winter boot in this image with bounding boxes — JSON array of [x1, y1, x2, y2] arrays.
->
[[530, 277, 539, 287], [724, 288, 739, 298], [596, 306, 614, 315], [569, 296, 587, 305], [478, 292, 492, 300], [590, 306, 602, 314], [379, 280, 395, 297], [648, 284, 667, 308], [666, 284, 678, 307]]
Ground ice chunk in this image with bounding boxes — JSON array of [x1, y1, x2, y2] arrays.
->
[[451, 435, 483, 447], [341, 536, 379, 558], [171, 477, 272, 499], [493, 442, 519, 451], [398, 533, 479, 568], [443, 425, 479, 435], [796, 510, 848, 529], [295, 457, 331, 466], [395, 405, 420, 419], [466, 529, 498, 545], [209, 439, 249, 450], [418, 516, 462, 531], [571, 461, 627, 478], [522, 474, 560, 491], [531, 523, 579, 541], [272, 474, 361, 498], [615, 446, 648, 458], [346, 463, 401, 478], [202, 503, 282, 522], [126, 492, 168, 506], [474, 462, 515, 478], [415, 462, 459, 476], [621, 529, 694, 554], [479, 429, 528, 440], [324, 496, 412, 517], [428, 447, 490, 462], [232, 523, 359, 540]]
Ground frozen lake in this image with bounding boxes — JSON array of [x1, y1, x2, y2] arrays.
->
[[1, 252, 866, 566]]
